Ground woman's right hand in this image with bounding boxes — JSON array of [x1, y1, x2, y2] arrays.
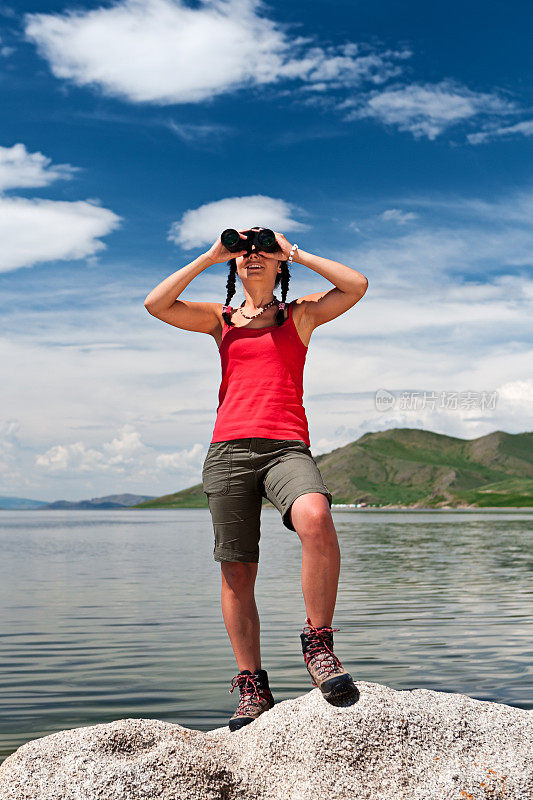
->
[[205, 230, 249, 264]]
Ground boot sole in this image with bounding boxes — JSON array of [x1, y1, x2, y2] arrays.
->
[[319, 673, 360, 704], [228, 716, 255, 732]]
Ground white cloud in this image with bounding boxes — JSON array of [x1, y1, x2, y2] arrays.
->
[[64, 108, 235, 145], [288, 43, 411, 90], [168, 194, 309, 249], [380, 208, 418, 224], [34, 424, 207, 493], [36, 424, 148, 473], [467, 119, 533, 145], [0, 142, 121, 272], [497, 380, 532, 408], [339, 80, 516, 140], [23, 0, 410, 105], [164, 119, 233, 143], [155, 442, 205, 470], [0, 142, 78, 191], [0, 195, 121, 272]]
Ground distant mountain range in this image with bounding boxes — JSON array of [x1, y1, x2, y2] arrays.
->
[[3, 429, 531, 512], [0, 496, 48, 510], [0, 494, 155, 511], [134, 428, 533, 510]]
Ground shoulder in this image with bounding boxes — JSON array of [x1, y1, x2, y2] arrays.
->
[[290, 297, 315, 345], [290, 297, 305, 317], [290, 295, 315, 329], [210, 302, 234, 349]]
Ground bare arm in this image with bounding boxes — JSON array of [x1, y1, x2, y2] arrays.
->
[[144, 252, 219, 334], [294, 247, 368, 329]]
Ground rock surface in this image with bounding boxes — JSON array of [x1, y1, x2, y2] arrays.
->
[[0, 681, 531, 800]]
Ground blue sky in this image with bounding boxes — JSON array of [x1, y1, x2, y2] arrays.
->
[[1, 0, 532, 501]]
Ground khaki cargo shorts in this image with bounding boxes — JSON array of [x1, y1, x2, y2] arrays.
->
[[202, 437, 333, 563]]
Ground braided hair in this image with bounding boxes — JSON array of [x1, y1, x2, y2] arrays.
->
[[222, 258, 291, 327]]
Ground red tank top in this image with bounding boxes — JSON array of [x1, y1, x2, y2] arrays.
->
[[210, 299, 310, 446]]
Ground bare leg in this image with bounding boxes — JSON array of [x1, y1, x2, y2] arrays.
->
[[290, 493, 340, 628], [220, 561, 261, 672]]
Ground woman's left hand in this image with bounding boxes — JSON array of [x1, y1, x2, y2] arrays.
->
[[257, 232, 296, 261]]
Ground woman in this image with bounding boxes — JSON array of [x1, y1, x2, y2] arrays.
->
[[144, 227, 368, 731]]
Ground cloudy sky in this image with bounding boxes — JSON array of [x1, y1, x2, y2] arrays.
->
[[1, 0, 531, 502]]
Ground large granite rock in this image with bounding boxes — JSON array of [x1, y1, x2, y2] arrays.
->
[[0, 681, 531, 800]]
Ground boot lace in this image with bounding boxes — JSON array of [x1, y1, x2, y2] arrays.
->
[[302, 617, 343, 681], [229, 672, 265, 714]]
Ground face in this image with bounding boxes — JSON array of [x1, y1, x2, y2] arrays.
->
[[234, 228, 281, 282]]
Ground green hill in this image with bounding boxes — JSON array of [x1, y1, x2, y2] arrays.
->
[[133, 429, 533, 510], [313, 428, 533, 507]]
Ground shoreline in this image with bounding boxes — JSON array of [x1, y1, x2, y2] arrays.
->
[[329, 505, 532, 512], [4, 505, 530, 512]]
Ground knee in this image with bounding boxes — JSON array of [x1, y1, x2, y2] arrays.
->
[[221, 561, 257, 593], [291, 495, 336, 543]]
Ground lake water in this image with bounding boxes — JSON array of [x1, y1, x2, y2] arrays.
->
[[0, 508, 531, 762]]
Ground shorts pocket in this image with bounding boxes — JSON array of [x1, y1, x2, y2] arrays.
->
[[202, 442, 234, 496], [281, 439, 310, 452]]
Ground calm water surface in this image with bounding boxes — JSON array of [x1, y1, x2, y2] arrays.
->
[[0, 508, 531, 762]]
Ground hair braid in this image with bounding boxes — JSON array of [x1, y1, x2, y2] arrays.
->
[[274, 260, 291, 325], [222, 260, 237, 326]]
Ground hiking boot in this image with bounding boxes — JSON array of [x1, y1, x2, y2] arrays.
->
[[228, 668, 275, 731], [300, 617, 359, 704]]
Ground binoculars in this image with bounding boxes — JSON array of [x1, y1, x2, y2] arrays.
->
[[221, 227, 278, 256]]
